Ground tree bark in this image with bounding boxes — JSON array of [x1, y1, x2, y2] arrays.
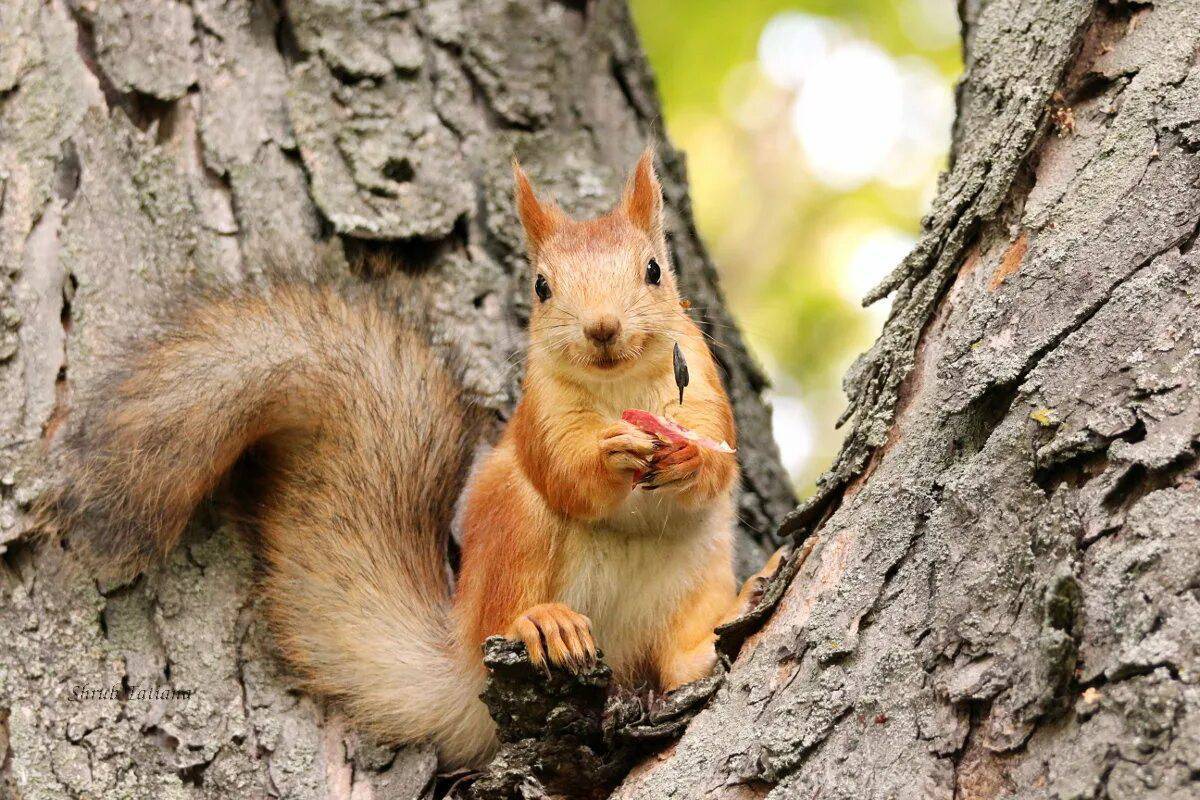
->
[[615, 0, 1200, 797], [0, 1, 794, 797], [7, 0, 1199, 798]]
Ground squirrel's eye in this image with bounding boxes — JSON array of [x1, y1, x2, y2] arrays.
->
[[646, 258, 662, 286], [534, 274, 552, 302]]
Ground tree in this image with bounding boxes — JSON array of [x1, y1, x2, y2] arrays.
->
[[0, 0, 792, 797], [4, 1, 1199, 799], [615, 0, 1200, 797]]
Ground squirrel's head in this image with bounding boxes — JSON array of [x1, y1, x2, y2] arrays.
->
[[514, 149, 681, 382]]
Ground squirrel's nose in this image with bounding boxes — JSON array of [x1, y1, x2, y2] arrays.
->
[[584, 315, 621, 346]]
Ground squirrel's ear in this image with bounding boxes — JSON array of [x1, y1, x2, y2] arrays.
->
[[621, 148, 663, 237], [513, 160, 562, 255]]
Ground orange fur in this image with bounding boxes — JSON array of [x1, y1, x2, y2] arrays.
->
[[513, 160, 566, 254], [622, 148, 664, 237], [455, 150, 742, 690], [654, 535, 736, 688]]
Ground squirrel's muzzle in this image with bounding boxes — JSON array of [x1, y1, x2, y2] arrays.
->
[[584, 314, 621, 346]]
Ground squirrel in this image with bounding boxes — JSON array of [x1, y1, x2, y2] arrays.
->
[[37, 149, 773, 769]]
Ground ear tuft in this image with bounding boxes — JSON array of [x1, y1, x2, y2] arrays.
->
[[513, 160, 562, 254], [621, 147, 663, 236]]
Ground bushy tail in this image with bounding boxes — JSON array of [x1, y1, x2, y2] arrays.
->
[[39, 283, 497, 767]]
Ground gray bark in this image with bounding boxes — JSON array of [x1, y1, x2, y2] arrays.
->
[[0, 1, 793, 797], [615, 0, 1200, 797], [8, 0, 1197, 798]]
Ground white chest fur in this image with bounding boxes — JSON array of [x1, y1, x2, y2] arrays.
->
[[555, 504, 727, 674]]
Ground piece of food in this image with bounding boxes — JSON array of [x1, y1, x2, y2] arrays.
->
[[621, 409, 735, 454]]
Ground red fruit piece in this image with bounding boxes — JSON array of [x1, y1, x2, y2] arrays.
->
[[620, 410, 735, 454], [621, 409, 688, 448]]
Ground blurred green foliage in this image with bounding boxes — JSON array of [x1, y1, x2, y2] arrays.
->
[[631, 0, 962, 491], [634, 0, 960, 116]]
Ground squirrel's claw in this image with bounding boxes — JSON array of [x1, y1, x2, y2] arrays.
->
[[510, 615, 548, 669], [638, 441, 702, 491], [507, 603, 597, 673]]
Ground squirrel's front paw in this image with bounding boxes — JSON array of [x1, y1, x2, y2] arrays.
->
[[599, 421, 658, 479], [639, 440, 703, 491], [507, 603, 597, 671]]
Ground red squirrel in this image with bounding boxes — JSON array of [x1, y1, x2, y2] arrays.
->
[[39, 150, 770, 768]]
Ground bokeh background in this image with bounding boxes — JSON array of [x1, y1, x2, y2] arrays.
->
[[631, 0, 962, 493]]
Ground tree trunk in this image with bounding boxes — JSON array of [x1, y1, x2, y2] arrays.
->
[[7, 0, 1199, 797], [616, 0, 1200, 797], [0, 1, 794, 797]]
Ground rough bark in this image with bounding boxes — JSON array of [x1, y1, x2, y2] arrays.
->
[[615, 0, 1200, 797], [0, 1, 794, 797]]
